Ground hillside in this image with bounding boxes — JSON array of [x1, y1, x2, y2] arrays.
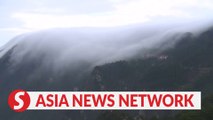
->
[[91, 28, 213, 93], [90, 28, 213, 120]]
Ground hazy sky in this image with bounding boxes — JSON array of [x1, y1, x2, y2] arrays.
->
[[0, 0, 213, 47]]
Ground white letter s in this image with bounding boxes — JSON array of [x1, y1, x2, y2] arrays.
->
[[14, 92, 25, 110]]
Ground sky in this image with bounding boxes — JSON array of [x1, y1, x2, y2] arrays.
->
[[1, 0, 213, 47]]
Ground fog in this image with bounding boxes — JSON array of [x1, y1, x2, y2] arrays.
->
[[0, 20, 212, 74]]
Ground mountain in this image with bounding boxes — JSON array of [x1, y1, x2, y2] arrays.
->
[[91, 29, 213, 93], [0, 24, 213, 120], [91, 28, 213, 120]]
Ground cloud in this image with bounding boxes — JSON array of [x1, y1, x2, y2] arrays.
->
[[112, 0, 213, 18], [0, 28, 30, 34], [11, 12, 149, 31], [10, 0, 213, 31], [1, 0, 213, 48], [6, 20, 210, 74]]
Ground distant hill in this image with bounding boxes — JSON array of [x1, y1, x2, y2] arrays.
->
[[91, 28, 213, 120], [91, 28, 213, 93]]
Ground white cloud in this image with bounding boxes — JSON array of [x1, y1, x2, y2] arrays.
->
[[0, 0, 212, 47], [11, 12, 149, 31], [113, 0, 187, 17], [10, 0, 213, 32], [111, 0, 213, 18], [0, 27, 30, 34]]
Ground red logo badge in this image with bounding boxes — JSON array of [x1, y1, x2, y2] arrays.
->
[[8, 89, 30, 112]]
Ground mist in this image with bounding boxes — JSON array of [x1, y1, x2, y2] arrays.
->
[[0, 20, 212, 76]]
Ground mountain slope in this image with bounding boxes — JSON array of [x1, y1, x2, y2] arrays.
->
[[91, 27, 213, 93]]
